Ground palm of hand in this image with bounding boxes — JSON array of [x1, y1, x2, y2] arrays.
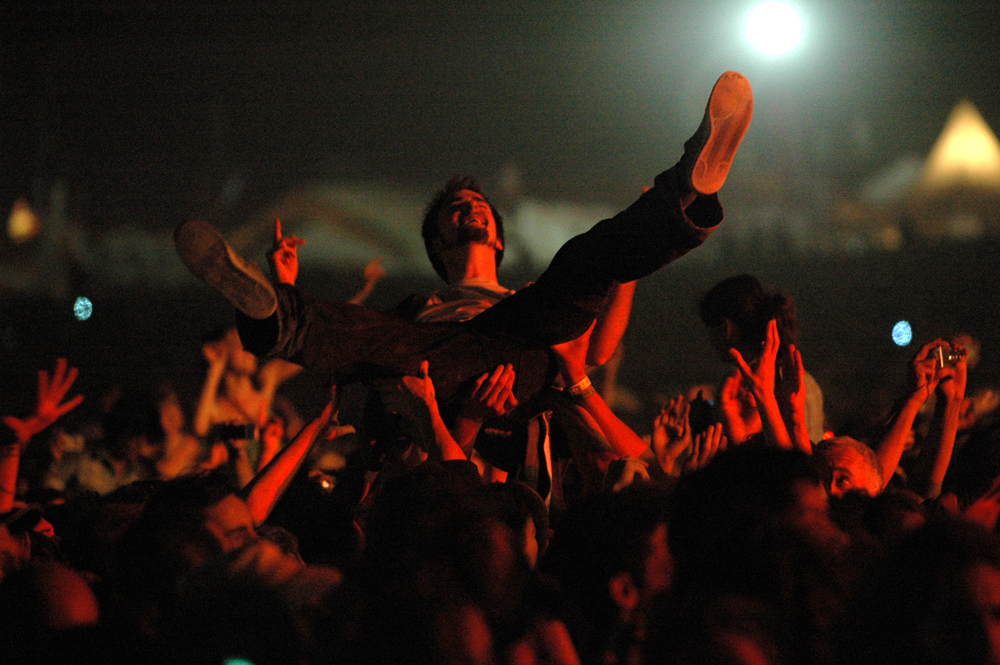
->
[[3, 358, 83, 448], [652, 398, 691, 472], [402, 374, 435, 407]]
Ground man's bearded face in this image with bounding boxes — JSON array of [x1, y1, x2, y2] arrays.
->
[[437, 189, 501, 251]]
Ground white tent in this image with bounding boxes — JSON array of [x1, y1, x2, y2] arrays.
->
[[916, 100, 1000, 193]]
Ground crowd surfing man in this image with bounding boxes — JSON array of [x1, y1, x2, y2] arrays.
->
[[175, 71, 754, 443]]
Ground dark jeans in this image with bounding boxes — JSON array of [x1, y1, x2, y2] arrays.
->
[[237, 167, 723, 416]]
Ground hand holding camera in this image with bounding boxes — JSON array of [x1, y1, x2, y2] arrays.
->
[[933, 342, 967, 369]]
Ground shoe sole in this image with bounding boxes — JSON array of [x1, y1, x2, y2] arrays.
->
[[690, 72, 754, 195], [174, 220, 277, 319]]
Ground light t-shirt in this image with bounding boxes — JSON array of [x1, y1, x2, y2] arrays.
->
[[415, 278, 514, 323]]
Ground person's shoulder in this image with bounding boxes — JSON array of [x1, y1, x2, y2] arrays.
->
[[391, 293, 432, 320]]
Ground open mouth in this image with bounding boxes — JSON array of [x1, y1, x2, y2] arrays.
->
[[461, 213, 487, 227]]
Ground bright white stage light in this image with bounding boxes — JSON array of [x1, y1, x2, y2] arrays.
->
[[745, 1, 804, 57]]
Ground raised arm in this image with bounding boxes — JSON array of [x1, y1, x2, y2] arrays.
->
[[254, 358, 302, 428], [718, 372, 760, 445], [2, 358, 83, 512], [651, 396, 692, 476], [551, 322, 658, 472], [912, 342, 967, 499], [586, 280, 637, 367], [242, 401, 334, 525], [347, 258, 387, 305], [778, 344, 813, 454], [193, 337, 229, 437], [874, 339, 944, 490], [401, 361, 470, 462]]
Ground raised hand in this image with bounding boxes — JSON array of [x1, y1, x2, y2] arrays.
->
[[269, 218, 305, 286], [3, 358, 84, 450], [461, 364, 518, 420], [347, 257, 387, 305], [652, 396, 691, 475], [401, 361, 467, 461], [719, 372, 753, 445], [362, 257, 386, 286], [781, 344, 812, 453], [786, 344, 807, 414], [935, 341, 968, 404], [202, 337, 229, 366], [683, 423, 727, 472], [606, 456, 651, 492], [911, 339, 948, 403], [402, 360, 438, 409]]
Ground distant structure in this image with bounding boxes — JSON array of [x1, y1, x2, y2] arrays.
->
[[917, 100, 1000, 193], [855, 100, 1000, 248], [908, 100, 1000, 240]]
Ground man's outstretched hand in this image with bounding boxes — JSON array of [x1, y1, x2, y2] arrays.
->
[[269, 218, 305, 286], [3, 358, 84, 450]]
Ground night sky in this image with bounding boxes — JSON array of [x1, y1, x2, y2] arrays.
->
[[5, 1, 1000, 230], [3, 0, 1000, 428]]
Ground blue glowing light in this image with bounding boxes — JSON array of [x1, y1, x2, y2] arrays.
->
[[892, 320, 912, 346], [223, 659, 254, 665], [73, 297, 93, 321]]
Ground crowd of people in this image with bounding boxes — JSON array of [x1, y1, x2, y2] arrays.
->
[[4, 71, 1000, 665]]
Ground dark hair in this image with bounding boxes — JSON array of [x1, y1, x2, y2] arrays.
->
[[542, 484, 668, 607], [840, 519, 1000, 665], [421, 176, 505, 282], [102, 390, 165, 460], [141, 471, 239, 524], [699, 274, 799, 361]]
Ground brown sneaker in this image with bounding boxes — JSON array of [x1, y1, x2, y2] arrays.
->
[[681, 71, 754, 195], [174, 220, 277, 319]]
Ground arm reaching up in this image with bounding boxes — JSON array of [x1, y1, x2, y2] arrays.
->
[[2, 358, 84, 512], [874, 339, 945, 490], [683, 423, 728, 473], [778, 344, 812, 454], [587, 280, 637, 367], [242, 402, 334, 525], [347, 258, 387, 305], [651, 396, 692, 476], [718, 372, 760, 445], [912, 341, 967, 499], [551, 322, 658, 473], [401, 361, 469, 462]]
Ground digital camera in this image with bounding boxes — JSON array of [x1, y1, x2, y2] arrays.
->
[[934, 344, 966, 369]]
